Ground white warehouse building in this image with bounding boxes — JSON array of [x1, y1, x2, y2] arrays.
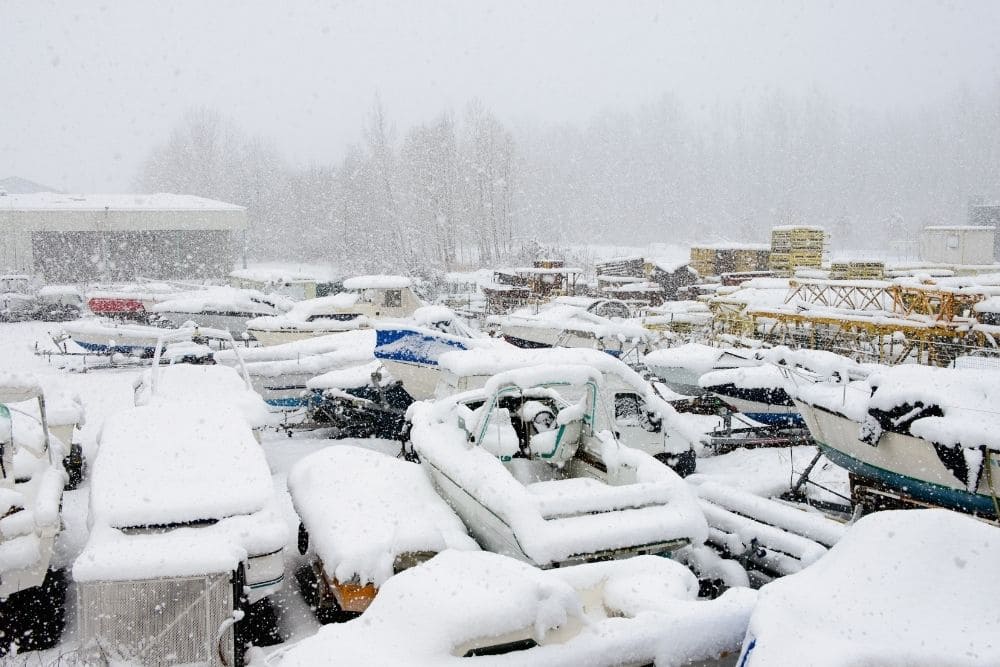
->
[[919, 225, 997, 266], [0, 192, 246, 282]]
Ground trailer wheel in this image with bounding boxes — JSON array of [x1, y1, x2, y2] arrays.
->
[[0, 568, 67, 656]]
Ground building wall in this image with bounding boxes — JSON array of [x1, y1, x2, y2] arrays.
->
[[919, 227, 997, 265], [0, 206, 245, 281]]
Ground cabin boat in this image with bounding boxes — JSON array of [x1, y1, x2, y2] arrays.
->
[[495, 298, 649, 357], [246, 275, 422, 346], [149, 286, 292, 335], [643, 343, 758, 396], [787, 361, 1000, 517]]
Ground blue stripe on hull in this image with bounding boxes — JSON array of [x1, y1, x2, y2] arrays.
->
[[817, 441, 997, 517], [743, 412, 805, 427], [265, 396, 304, 408], [75, 340, 155, 355]]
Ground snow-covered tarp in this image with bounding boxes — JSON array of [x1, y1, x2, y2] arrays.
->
[[150, 286, 292, 315], [740, 509, 1000, 666], [272, 550, 756, 667], [90, 404, 272, 528], [288, 446, 477, 587], [133, 363, 271, 428]]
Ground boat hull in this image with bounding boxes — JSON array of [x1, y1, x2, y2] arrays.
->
[[155, 311, 260, 336], [247, 327, 359, 346], [795, 400, 1000, 516], [713, 394, 803, 427], [374, 328, 472, 400]]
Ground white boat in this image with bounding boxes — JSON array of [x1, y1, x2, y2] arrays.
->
[[374, 306, 500, 401], [1, 374, 69, 652], [214, 329, 376, 408], [149, 285, 292, 335], [288, 446, 478, 619], [61, 319, 174, 356], [409, 364, 707, 567], [496, 297, 649, 357], [699, 364, 803, 427], [787, 360, 1000, 517], [428, 345, 702, 474], [274, 550, 755, 667], [246, 275, 422, 346]]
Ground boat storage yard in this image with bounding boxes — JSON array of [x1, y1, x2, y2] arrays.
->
[[4, 5, 1000, 663], [1, 235, 999, 666]]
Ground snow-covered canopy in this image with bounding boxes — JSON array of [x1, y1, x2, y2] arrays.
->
[[90, 404, 272, 528], [342, 275, 412, 290], [288, 446, 477, 587], [740, 509, 1000, 666], [644, 343, 754, 376]]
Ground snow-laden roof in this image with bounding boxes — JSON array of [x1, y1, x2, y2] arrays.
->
[[501, 304, 650, 341], [1, 192, 244, 211], [699, 365, 785, 391], [288, 446, 478, 587], [149, 286, 292, 315], [230, 267, 321, 283], [740, 509, 1000, 666], [91, 405, 272, 528], [276, 551, 755, 667], [644, 344, 753, 376], [974, 296, 1000, 314], [923, 225, 996, 232], [342, 275, 412, 290], [134, 364, 271, 428]]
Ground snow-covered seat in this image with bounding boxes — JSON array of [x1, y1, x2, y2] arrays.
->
[[527, 477, 678, 519], [527, 400, 585, 466]]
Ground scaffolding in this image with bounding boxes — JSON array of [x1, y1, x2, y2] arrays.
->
[[708, 277, 1000, 366]]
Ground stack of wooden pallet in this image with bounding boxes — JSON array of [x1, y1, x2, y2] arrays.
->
[[770, 226, 826, 275]]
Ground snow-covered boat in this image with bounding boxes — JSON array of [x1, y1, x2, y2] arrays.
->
[[787, 360, 1000, 517], [699, 364, 803, 427], [85, 282, 190, 320], [33, 285, 83, 321], [374, 306, 504, 400], [246, 275, 422, 346], [274, 551, 755, 667], [643, 343, 758, 396], [427, 346, 704, 474], [149, 285, 293, 335], [0, 374, 69, 653], [740, 509, 1000, 665], [305, 361, 412, 439], [214, 329, 375, 408], [60, 319, 173, 356], [74, 403, 287, 664], [288, 446, 478, 620], [495, 297, 650, 357], [409, 365, 707, 567]]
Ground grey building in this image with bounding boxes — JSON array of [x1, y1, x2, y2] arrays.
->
[[0, 192, 246, 282]]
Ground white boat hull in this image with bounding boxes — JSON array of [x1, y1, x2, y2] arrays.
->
[[795, 399, 1000, 515], [155, 311, 259, 336], [247, 327, 362, 346], [380, 359, 441, 401]]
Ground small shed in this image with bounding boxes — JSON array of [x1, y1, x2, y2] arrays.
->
[[920, 226, 997, 265]]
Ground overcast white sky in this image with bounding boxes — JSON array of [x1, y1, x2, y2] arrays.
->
[[2, 0, 998, 192]]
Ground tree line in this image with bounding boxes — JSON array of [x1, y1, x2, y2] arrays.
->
[[138, 85, 1000, 272]]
